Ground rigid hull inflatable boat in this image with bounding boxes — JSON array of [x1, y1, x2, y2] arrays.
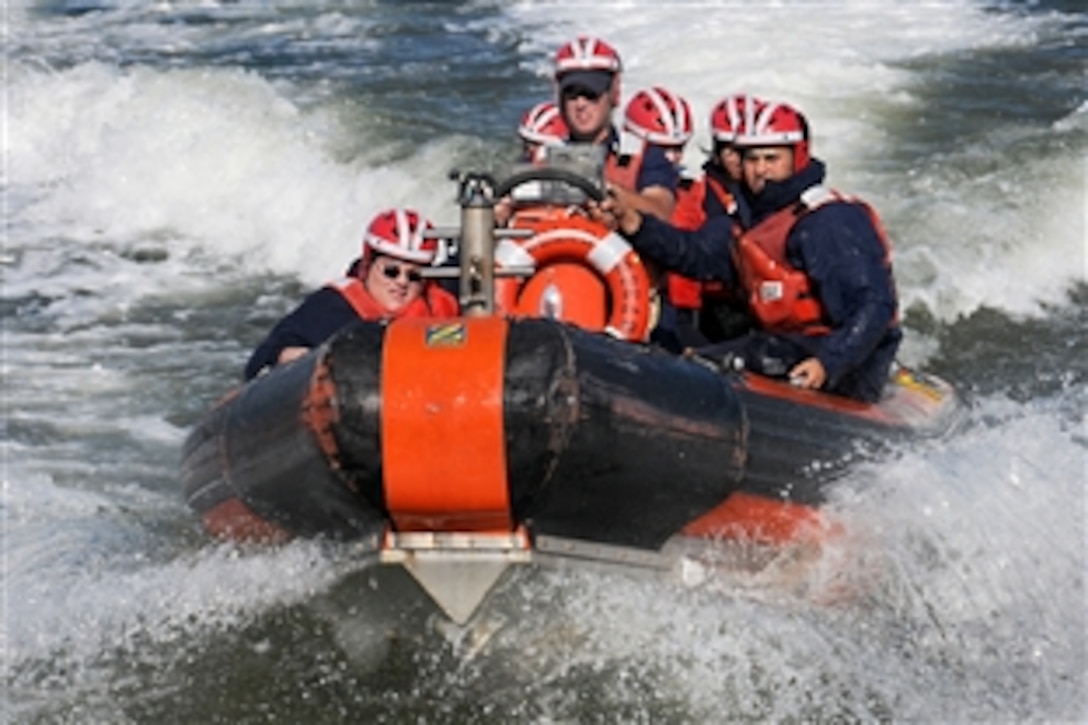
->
[[180, 162, 961, 622]]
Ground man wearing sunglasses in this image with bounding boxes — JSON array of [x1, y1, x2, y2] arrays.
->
[[244, 208, 459, 380], [552, 35, 678, 223]]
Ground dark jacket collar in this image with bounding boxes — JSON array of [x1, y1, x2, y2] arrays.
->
[[744, 158, 827, 224]]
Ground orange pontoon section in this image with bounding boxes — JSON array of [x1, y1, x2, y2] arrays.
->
[[381, 317, 512, 532], [681, 491, 829, 547], [202, 497, 292, 544]]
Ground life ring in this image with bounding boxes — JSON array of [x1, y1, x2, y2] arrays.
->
[[495, 209, 654, 342]]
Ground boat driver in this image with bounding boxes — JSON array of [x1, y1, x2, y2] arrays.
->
[[552, 35, 678, 223], [244, 208, 459, 380]]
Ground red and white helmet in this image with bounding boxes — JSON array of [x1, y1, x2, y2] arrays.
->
[[362, 208, 436, 265], [553, 35, 622, 76], [518, 101, 569, 145], [734, 99, 810, 172], [623, 86, 693, 147], [710, 93, 761, 144]]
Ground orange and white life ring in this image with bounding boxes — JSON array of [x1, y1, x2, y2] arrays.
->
[[495, 210, 654, 342]]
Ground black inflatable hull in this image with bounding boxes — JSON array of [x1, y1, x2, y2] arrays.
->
[[181, 317, 960, 550]]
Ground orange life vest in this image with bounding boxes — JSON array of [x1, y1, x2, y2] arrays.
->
[[732, 185, 892, 335], [669, 173, 742, 309], [603, 134, 643, 193], [664, 174, 707, 309], [330, 277, 459, 320], [671, 175, 705, 229]]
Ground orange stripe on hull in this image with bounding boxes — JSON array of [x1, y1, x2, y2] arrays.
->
[[681, 491, 829, 546], [739, 373, 896, 424], [202, 497, 292, 544], [381, 318, 511, 531]]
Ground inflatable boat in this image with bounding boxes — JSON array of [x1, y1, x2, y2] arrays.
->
[[180, 161, 962, 622]]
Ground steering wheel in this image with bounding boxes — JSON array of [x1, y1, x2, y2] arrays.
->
[[493, 167, 605, 204]]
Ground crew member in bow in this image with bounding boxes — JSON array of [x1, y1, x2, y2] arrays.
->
[[244, 207, 459, 380]]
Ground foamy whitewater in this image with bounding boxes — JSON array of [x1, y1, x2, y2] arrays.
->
[[4, 0, 1085, 721]]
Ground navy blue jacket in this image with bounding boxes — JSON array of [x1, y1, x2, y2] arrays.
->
[[244, 287, 364, 380], [629, 159, 901, 401]]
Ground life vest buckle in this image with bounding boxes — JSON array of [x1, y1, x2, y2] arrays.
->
[[759, 280, 784, 303]]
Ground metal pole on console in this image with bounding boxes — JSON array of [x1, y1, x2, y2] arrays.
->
[[457, 174, 497, 317]]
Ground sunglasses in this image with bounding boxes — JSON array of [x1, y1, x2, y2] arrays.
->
[[561, 85, 604, 102], [380, 262, 423, 283]]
